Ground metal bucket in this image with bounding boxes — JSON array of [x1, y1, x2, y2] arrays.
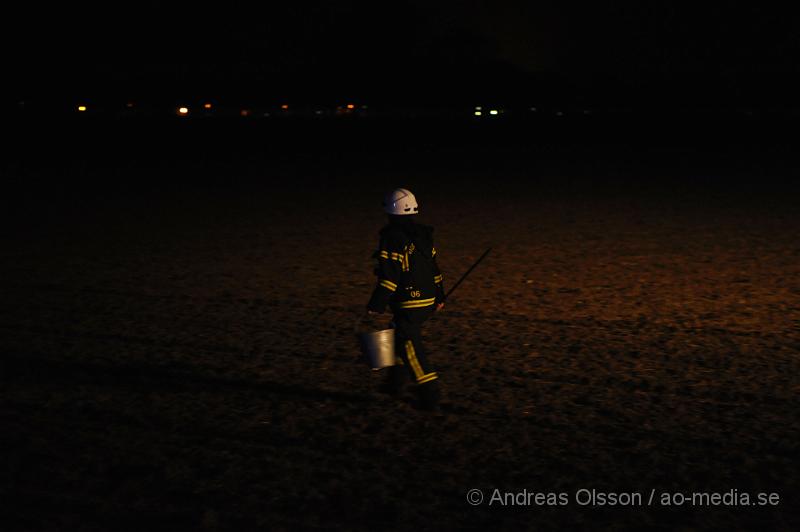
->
[[358, 328, 396, 370]]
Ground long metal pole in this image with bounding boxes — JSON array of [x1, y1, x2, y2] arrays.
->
[[444, 247, 492, 301]]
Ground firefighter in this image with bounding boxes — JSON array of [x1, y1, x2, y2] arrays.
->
[[366, 188, 445, 411]]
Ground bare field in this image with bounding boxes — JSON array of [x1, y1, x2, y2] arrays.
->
[[2, 137, 799, 530]]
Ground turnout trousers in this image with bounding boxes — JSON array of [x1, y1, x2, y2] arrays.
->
[[385, 305, 440, 409]]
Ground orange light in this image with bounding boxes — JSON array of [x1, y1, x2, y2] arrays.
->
[[240, 109, 250, 117], [77, 105, 87, 112], [281, 104, 289, 110], [204, 103, 212, 109], [178, 107, 189, 115], [346, 104, 355, 109]]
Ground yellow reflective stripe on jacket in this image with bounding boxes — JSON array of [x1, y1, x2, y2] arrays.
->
[[379, 279, 397, 291], [378, 250, 404, 263], [434, 274, 443, 284], [432, 247, 437, 257], [398, 298, 436, 309]]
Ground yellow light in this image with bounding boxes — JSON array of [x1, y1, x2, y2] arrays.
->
[[475, 106, 482, 110], [474, 111, 482, 116], [489, 110, 498, 115], [77, 105, 87, 112], [178, 107, 189, 115], [204, 103, 212, 109]]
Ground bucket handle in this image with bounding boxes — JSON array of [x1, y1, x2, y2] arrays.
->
[[354, 313, 395, 337]]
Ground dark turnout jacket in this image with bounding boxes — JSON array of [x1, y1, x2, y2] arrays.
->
[[367, 217, 445, 313]]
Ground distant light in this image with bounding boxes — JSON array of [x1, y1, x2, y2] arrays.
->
[[126, 102, 134, 108], [240, 109, 250, 117], [555, 111, 564, 116], [362, 105, 368, 110], [475, 106, 482, 110], [178, 107, 189, 115], [77, 105, 87, 112], [281, 104, 289, 110], [489, 110, 499, 115], [204, 103, 212, 109], [346, 104, 355, 109], [474, 111, 482, 116], [315, 110, 324, 115], [529, 107, 537, 112]]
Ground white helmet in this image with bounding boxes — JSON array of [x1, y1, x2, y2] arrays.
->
[[383, 188, 419, 215]]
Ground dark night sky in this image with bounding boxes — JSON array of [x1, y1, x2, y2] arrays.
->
[[7, 2, 800, 107]]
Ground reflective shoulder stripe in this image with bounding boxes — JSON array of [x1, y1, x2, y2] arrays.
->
[[434, 274, 443, 284], [379, 279, 397, 291]]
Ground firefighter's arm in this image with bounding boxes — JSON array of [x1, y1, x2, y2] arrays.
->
[[432, 245, 445, 306], [366, 240, 403, 313]]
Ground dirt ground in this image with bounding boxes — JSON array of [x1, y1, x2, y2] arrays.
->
[[2, 122, 799, 530]]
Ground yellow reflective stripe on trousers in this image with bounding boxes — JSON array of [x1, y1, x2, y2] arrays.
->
[[399, 298, 436, 308], [379, 279, 397, 291], [405, 340, 424, 380], [417, 372, 438, 384]]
